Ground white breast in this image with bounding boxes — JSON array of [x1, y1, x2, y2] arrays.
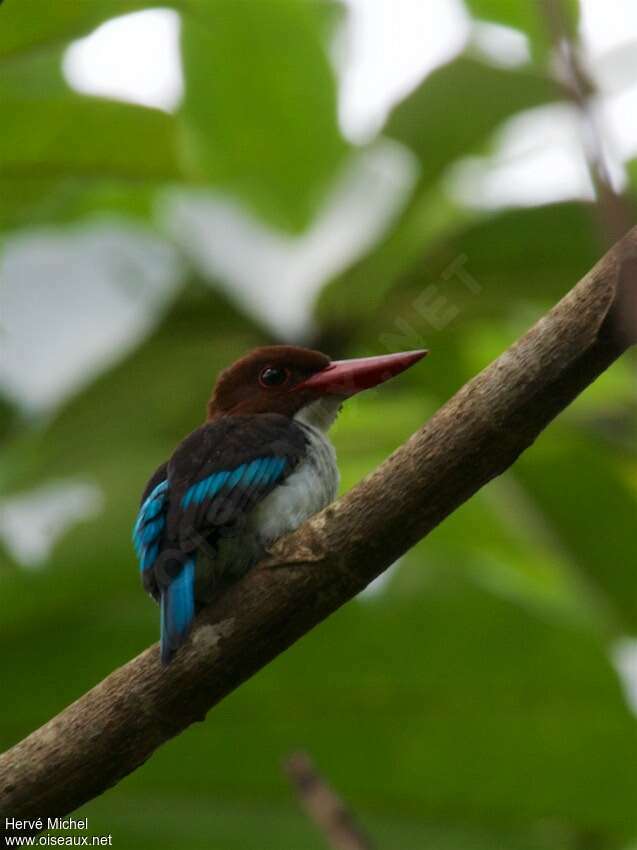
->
[[250, 399, 341, 543]]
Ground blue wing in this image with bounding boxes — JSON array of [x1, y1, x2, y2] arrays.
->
[[135, 415, 307, 665], [180, 456, 288, 520]]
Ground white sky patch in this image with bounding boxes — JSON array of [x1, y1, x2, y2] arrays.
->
[[165, 140, 417, 340], [0, 481, 103, 568], [611, 639, 637, 716], [600, 86, 637, 163], [63, 9, 183, 112], [591, 40, 637, 96], [470, 21, 531, 68], [579, 1, 637, 170], [580, 0, 637, 55], [447, 103, 597, 209], [337, 0, 468, 142], [0, 224, 182, 414]]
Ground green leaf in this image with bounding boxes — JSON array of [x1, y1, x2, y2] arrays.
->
[[0, 0, 177, 59], [464, 0, 580, 61], [0, 394, 20, 446], [179, 0, 348, 230], [385, 55, 557, 182], [406, 201, 602, 308], [627, 157, 637, 195], [515, 426, 637, 631], [1, 94, 182, 182], [0, 90, 183, 230], [0, 47, 68, 99]]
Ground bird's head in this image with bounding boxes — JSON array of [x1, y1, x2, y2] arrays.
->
[[207, 345, 427, 428]]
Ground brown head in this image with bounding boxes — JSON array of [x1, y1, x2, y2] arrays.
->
[[207, 344, 427, 421]]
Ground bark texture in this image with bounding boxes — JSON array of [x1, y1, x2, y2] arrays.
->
[[1, 228, 636, 825]]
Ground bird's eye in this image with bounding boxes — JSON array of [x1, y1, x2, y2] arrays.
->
[[258, 366, 290, 388]]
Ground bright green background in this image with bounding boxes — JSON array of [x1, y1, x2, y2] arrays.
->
[[1, 2, 637, 848]]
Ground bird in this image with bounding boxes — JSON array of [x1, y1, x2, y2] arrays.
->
[[132, 345, 427, 664]]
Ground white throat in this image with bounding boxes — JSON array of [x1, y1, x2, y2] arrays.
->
[[294, 396, 343, 433]]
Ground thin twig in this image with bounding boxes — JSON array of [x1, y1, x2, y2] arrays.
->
[[284, 752, 375, 850], [540, 0, 634, 244]]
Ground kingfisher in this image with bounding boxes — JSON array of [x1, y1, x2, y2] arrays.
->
[[133, 345, 427, 664]]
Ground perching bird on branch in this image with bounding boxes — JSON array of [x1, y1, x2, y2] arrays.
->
[[133, 345, 427, 664]]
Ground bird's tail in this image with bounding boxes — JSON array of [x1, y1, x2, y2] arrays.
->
[[160, 557, 196, 665]]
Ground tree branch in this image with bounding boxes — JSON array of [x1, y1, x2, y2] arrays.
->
[[1, 228, 636, 826], [284, 751, 375, 850]]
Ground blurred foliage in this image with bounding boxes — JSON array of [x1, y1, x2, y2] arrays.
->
[[315, 56, 561, 323], [180, 0, 347, 229], [1, 1, 636, 849], [464, 0, 580, 61]]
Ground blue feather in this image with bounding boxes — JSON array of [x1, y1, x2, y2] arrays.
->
[[178, 455, 289, 518], [226, 463, 246, 490], [260, 457, 277, 485], [269, 457, 285, 482], [141, 516, 165, 544], [194, 479, 208, 504], [212, 470, 230, 493], [250, 458, 271, 488], [243, 459, 261, 487], [160, 557, 196, 664], [181, 469, 231, 508], [203, 470, 229, 499], [143, 495, 165, 521], [133, 480, 169, 572], [142, 542, 159, 572]]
